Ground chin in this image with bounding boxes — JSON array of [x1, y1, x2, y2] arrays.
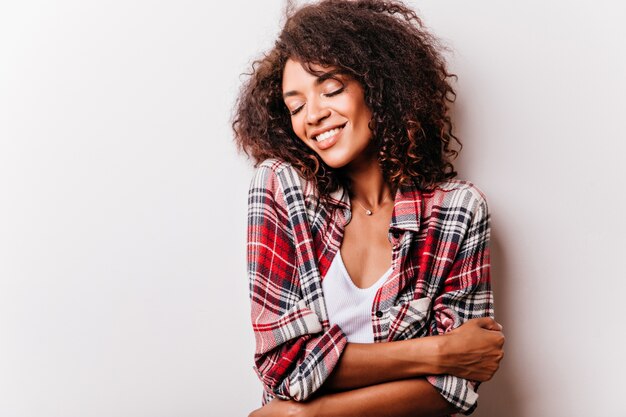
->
[[321, 156, 352, 170]]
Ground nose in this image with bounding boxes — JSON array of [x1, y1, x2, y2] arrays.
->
[[306, 96, 331, 125]]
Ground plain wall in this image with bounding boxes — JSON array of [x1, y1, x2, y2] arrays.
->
[[1, 1, 624, 416]]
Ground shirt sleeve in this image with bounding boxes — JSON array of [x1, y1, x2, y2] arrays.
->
[[247, 164, 348, 402], [426, 188, 494, 415]]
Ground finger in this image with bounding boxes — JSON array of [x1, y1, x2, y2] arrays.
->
[[486, 319, 504, 332], [470, 317, 500, 330]]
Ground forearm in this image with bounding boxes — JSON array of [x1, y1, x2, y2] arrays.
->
[[249, 323, 502, 416], [321, 318, 504, 394], [322, 336, 444, 392], [307, 377, 457, 417]]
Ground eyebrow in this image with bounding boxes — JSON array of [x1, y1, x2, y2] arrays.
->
[[282, 70, 344, 99]]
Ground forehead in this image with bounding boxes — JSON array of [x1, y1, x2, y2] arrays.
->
[[282, 58, 339, 90]]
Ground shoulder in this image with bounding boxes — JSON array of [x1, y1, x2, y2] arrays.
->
[[251, 158, 315, 196], [251, 158, 302, 182], [249, 158, 290, 192], [256, 158, 294, 174], [255, 158, 310, 181], [430, 179, 490, 216]]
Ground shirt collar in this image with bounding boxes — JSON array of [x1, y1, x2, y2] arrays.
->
[[328, 182, 422, 233]]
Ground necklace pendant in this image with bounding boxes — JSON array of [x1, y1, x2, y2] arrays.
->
[[365, 209, 372, 215]]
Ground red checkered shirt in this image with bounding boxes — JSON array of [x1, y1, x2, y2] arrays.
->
[[247, 158, 493, 415]]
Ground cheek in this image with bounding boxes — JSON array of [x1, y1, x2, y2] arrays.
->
[[353, 105, 372, 133], [290, 118, 313, 150], [341, 93, 371, 130], [290, 118, 305, 140]]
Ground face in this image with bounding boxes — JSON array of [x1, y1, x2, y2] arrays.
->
[[281, 58, 375, 170]]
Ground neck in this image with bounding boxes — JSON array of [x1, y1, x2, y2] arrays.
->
[[343, 152, 394, 210]]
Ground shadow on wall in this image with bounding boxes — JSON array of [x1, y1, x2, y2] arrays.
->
[[473, 229, 523, 417], [448, 77, 525, 417]]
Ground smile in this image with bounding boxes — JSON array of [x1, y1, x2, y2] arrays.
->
[[314, 124, 346, 142]]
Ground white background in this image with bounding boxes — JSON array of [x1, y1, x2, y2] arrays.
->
[[1, 1, 625, 416]]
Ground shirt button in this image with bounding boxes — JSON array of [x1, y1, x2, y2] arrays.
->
[[375, 311, 383, 318]]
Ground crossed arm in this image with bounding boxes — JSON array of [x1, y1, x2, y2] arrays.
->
[[247, 164, 503, 417], [249, 318, 504, 417]]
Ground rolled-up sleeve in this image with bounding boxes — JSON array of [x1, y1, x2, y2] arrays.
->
[[247, 164, 348, 403], [426, 188, 493, 415]]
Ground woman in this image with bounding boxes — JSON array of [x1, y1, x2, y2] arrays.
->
[[232, 1, 504, 416]]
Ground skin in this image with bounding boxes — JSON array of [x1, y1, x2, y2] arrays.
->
[[248, 59, 505, 417], [282, 59, 375, 172], [283, 58, 395, 288]]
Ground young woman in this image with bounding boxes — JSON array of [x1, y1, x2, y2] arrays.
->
[[233, 1, 504, 416]]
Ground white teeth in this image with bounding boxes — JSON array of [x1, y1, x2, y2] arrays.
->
[[315, 127, 342, 142]]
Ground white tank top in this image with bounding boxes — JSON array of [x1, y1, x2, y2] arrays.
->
[[322, 250, 393, 343]]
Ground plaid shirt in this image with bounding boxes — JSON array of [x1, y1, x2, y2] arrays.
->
[[247, 158, 493, 415]]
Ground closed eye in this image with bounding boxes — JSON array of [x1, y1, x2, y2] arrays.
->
[[323, 87, 344, 98], [289, 104, 304, 116], [287, 86, 344, 116]]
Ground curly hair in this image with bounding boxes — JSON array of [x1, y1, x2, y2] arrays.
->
[[232, 0, 461, 205]]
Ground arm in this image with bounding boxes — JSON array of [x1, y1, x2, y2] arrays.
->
[[249, 322, 504, 417], [424, 187, 498, 415], [319, 188, 503, 395], [250, 378, 457, 417], [249, 166, 502, 408], [248, 164, 348, 402], [321, 337, 443, 392], [279, 189, 500, 416], [321, 318, 503, 393]]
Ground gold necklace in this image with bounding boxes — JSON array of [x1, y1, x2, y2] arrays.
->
[[354, 192, 392, 216]]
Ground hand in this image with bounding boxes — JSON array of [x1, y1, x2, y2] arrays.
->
[[437, 317, 505, 381], [248, 398, 310, 417]]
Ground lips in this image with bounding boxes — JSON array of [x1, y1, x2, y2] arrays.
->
[[315, 126, 343, 142], [309, 123, 345, 141], [311, 124, 346, 150], [310, 123, 347, 140]]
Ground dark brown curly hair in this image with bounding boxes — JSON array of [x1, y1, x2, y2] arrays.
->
[[232, 0, 461, 204]]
